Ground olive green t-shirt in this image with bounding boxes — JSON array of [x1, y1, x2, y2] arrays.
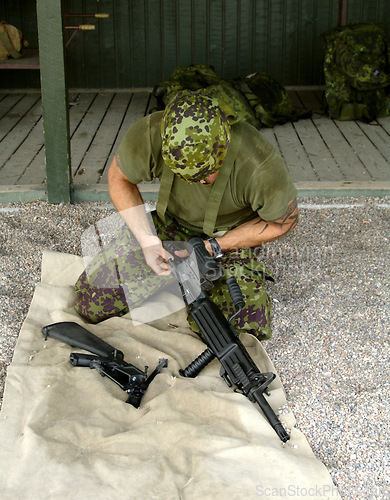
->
[[118, 111, 297, 234]]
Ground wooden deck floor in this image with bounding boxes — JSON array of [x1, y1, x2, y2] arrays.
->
[[0, 89, 389, 202]]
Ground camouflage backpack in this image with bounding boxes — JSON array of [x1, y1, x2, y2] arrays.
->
[[153, 64, 259, 128], [231, 71, 311, 127], [153, 64, 311, 129], [322, 23, 390, 121]]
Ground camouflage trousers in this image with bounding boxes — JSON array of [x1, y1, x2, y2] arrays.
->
[[74, 212, 273, 340]]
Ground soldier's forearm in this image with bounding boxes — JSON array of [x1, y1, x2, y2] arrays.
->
[[108, 157, 156, 246], [205, 198, 299, 254], [217, 218, 290, 251]]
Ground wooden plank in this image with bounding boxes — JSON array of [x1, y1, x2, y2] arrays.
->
[[192, 0, 208, 66], [0, 94, 41, 142], [335, 120, 390, 181], [358, 120, 390, 165], [113, 0, 132, 87], [208, 0, 224, 76], [358, 122, 390, 163], [259, 128, 279, 151], [70, 92, 114, 176], [146, 0, 160, 83], [18, 93, 97, 185], [74, 93, 132, 185], [16, 148, 46, 186], [68, 92, 96, 130], [0, 118, 44, 185], [313, 115, 372, 181], [0, 93, 25, 120], [283, 3, 299, 84], [223, 0, 239, 78], [37, 0, 71, 203], [298, 0, 316, 84], [113, 92, 151, 148], [238, 0, 254, 75], [295, 89, 386, 181], [0, 185, 47, 203], [295, 180, 390, 198], [131, 1, 147, 86], [273, 122, 318, 182], [0, 49, 40, 69], [377, 116, 390, 134], [293, 119, 343, 181], [176, 0, 192, 68], [0, 99, 42, 178], [1, 87, 389, 201], [268, 0, 284, 82], [96, 0, 117, 89], [100, 91, 151, 183], [64, 2, 85, 88]]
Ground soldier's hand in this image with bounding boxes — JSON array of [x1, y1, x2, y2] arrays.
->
[[140, 236, 173, 276]]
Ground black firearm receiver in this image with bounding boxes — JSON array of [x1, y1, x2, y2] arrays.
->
[[164, 237, 290, 443]]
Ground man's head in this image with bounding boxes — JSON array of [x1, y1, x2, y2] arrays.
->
[[161, 89, 231, 183]]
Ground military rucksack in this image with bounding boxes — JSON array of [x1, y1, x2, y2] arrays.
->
[[153, 64, 259, 127], [231, 71, 312, 127], [153, 64, 311, 129], [322, 23, 390, 121]]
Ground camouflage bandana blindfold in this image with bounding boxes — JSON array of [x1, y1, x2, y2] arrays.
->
[[161, 90, 231, 183]]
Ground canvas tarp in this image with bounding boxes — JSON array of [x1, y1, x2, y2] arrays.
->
[[0, 251, 341, 500]]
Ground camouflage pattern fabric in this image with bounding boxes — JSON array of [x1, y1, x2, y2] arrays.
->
[[75, 212, 273, 340], [153, 63, 310, 129], [207, 80, 259, 128], [154, 64, 221, 106], [161, 89, 231, 183], [153, 64, 256, 126], [232, 72, 312, 127], [322, 23, 390, 121]]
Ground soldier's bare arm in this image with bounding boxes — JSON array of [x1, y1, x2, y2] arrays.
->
[[205, 198, 298, 254], [108, 155, 171, 275]]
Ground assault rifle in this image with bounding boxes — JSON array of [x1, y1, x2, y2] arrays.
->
[[42, 321, 168, 408], [164, 237, 290, 443]]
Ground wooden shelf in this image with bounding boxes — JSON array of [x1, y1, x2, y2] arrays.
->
[[0, 49, 40, 69]]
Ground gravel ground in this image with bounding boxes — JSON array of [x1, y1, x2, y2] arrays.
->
[[0, 196, 389, 499]]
